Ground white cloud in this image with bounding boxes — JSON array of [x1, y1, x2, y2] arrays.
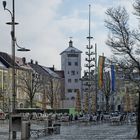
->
[[56, 16, 88, 33], [0, 0, 139, 72]]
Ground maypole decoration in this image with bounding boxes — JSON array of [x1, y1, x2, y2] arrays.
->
[[98, 56, 105, 89], [91, 94, 96, 113], [84, 93, 89, 113]]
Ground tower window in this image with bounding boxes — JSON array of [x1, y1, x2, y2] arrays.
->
[[68, 62, 71, 66], [68, 89, 72, 93], [75, 62, 78, 66], [68, 79, 71, 83], [71, 71, 75, 75], [71, 96, 75, 100], [75, 79, 78, 83]]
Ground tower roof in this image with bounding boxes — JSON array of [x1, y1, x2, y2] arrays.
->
[[60, 40, 82, 55]]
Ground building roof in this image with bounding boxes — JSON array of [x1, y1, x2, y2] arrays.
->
[[54, 70, 65, 78], [60, 40, 82, 55], [15, 57, 32, 70], [42, 66, 60, 78], [0, 52, 19, 68], [28, 62, 49, 76], [29, 62, 60, 79]]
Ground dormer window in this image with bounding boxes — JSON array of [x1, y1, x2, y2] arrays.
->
[[71, 49, 75, 53]]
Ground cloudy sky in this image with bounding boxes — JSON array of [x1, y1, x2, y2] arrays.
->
[[0, 0, 137, 73]]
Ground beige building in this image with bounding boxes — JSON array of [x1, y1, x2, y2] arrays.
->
[[0, 52, 65, 111]]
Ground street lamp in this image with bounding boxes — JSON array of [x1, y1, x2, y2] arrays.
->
[[2, 0, 30, 113], [3, 1, 30, 139], [3, 0, 17, 114], [15, 39, 30, 52]]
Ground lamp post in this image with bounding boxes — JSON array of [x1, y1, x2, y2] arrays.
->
[[3, 0, 30, 113], [3, 0, 17, 114], [3, 1, 30, 139]]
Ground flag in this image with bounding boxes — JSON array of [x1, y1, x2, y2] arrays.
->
[[98, 56, 105, 89], [111, 65, 115, 92]]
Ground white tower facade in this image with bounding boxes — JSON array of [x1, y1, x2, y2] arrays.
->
[[60, 40, 82, 108]]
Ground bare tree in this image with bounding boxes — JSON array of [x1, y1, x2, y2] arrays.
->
[[103, 71, 111, 113], [45, 76, 61, 109], [17, 69, 44, 108], [105, 6, 140, 138]]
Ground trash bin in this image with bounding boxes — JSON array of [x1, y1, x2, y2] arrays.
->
[[21, 121, 30, 140], [10, 114, 22, 139], [11, 115, 22, 132], [53, 123, 61, 134]]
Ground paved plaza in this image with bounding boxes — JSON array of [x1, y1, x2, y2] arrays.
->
[[43, 123, 137, 140], [0, 120, 138, 140]]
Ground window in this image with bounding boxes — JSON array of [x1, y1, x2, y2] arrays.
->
[[68, 54, 78, 57], [68, 89, 72, 93], [75, 62, 78, 66], [68, 62, 71, 66], [85, 88, 88, 91], [68, 79, 71, 83], [71, 96, 75, 100], [68, 71, 69, 74], [75, 79, 78, 83], [102, 97, 104, 101], [71, 71, 75, 75]]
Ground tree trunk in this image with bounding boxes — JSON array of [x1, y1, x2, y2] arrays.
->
[[106, 96, 110, 113], [137, 91, 140, 139], [30, 97, 33, 108], [51, 96, 53, 109]]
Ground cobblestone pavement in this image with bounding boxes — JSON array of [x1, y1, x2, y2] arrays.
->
[[41, 123, 137, 140], [0, 120, 138, 140]]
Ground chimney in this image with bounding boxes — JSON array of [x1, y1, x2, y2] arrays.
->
[[35, 61, 38, 65], [22, 57, 26, 64], [30, 59, 33, 64], [52, 65, 55, 70]]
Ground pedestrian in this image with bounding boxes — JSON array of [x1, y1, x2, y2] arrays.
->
[[74, 114, 78, 120]]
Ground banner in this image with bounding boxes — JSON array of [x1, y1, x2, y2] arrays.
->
[[111, 65, 115, 92], [105, 71, 110, 90], [98, 56, 105, 89]]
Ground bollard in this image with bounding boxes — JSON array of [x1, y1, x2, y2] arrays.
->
[[21, 121, 30, 140]]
